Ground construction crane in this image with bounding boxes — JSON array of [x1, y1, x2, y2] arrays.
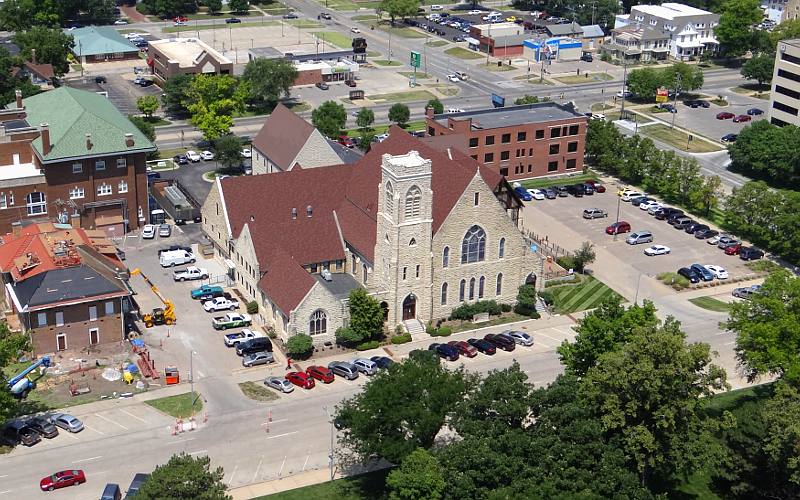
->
[[130, 268, 176, 327], [7, 356, 51, 398]]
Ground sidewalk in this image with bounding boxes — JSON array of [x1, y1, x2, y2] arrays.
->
[[229, 468, 339, 500]]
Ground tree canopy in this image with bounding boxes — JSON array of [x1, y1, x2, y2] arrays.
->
[[716, 0, 764, 57], [388, 103, 410, 127], [137, 453, 230, 500], [386, 448, 446, 500], [727, 120, 800, 186], [0, 0, 115, 30], [626, 63, 704, 101], [241, 58, 297, 110], [214, 134, 243, 170], [137, 95, 159, 118], [379, 0, 420, 24], [741, 52, 775, 88], [13, 27, 74, 76], [346, 288, 384, 343], [312, 100, 347, 139], [184, 74, 248, 141]]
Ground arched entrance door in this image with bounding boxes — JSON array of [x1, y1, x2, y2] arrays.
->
[[525, 273, 537, 288], [402, 294, 416, 321], [380, 301, 389, 321]]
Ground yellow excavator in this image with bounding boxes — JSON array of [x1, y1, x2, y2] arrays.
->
[[130, 268, 176, 327]]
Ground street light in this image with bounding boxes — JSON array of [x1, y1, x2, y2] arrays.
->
[[189, 350, 197, 406], [323, 406, 335, 481], [612, 194, 621, 242]]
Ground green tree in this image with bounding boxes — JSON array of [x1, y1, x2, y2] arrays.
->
[[136, 95, 159, 118], [213, 134, 243, 170], [726, 269, 800, 383], [741, 52, 776, 90], [727, 120, 800, 184], [426, 98, 443, 115], [161, 74, 195, 116], [136, 452, 230, 500], [241, 58, 297, 110], [13, 27, 74, 76], [769, 19, 800, 47], [388, 103, 410, 127], [358, 130, 375, 152], [141, 0, 199, 18], [585, 118, 625, 173], [386, 448, 446, 500], [716, 0, 763, 57], [346, 288, 383, 344], [356, 107, 374, 131], [514, 94, 540, 105], [204, 0, 223, 14], [626, 66, 662, 101], [0, 321, 29, 421], [185, 74, 246, 141], [0, 0, 61, 31], [760, 382, 800, 496], [675, 157, 702, 206], [311, 100, 347, 139], [285, 333, 313, 357], [581, 318, 728, 487], [667, 62, 704, 92], [379, 0, 420, 24], [335, 354, 474, 465], [228, 0, 249, 14], [572, 241, 595, 273], [690, 174, 723, 216]]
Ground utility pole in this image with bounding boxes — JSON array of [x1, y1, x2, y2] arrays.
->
[[486, 23, 491, 65], [671, 72, 681, 129], [620, 62, 628, 118], [324, 406, 335, 481], [613, 195, 621, 242]]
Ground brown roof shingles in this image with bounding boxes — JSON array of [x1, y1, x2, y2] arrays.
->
[[258, 250, 317, 315], [251, 103, 316, 172]]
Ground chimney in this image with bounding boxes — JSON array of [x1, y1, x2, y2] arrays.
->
[[124, 133, 134, 147], [31, 48, 36, 64], [425, 105, 435, 119], [86, 133, 93, 150], [40, 123, 51, 155], [15, 90, 22, 109]]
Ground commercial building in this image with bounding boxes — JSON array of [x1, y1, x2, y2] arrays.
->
[[604, 3, 719, 61], [469, 22, 527, 57], [147, 37, 233, 83], [425, 103, 587, 181], [0, 87, 155, 235], [68, 26, 141, 64], [768, 39, 800, 126], [0, 222, 130, 355], [523, 37, 583, 62], [247, 48, 359, 86], [201, 127, 537, 344]]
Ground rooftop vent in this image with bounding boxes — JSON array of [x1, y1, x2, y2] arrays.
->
[[321, 269, 333, 281]]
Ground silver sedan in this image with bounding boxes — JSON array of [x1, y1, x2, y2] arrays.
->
[[264, 376, 294, 393]]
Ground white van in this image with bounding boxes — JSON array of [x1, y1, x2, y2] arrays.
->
[[159, 249, 195, 267], [430, 4, 443, 10], [483, 12, 502, 21]]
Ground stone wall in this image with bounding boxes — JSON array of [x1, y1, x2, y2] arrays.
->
[[289, 282, 348, 344]]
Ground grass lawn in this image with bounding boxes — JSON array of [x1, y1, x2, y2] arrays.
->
[[285, 19, 324, 28], [256, 468, 391, 499], [164, 20, 279, 32], [480, 62, 516, 72], [352, 14, 381, 21], [549, 276, 620, 314], [344, 120, 426, 137], [590, 103, 614, 111], [285, 101, 312, 113], [376, 25, 427, 38], [158, 147, 188, 160], [372, 59, 402, 66], [318, 0, 359, 10], [313, 31, 353, 49], [239, 381, 279, 402], [398, 71, 430, 79], [688, 296, 732, 313], [640, 124, 723, 153], [186, 11, 253, 20], [427, 83, 459, 96], [368, 90, 437, 103], [520, 171, 599, 189], [144, 116, 171, 126], [425, 40, 449, 47], [145, 392, 203, 418], [444, 47, 483, 60], [554, 73, 614, 84], [745, 260, 779, 273], [449, 313, 529, 334]]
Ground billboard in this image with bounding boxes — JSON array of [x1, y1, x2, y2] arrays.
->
[[656, 87, 669, 103]]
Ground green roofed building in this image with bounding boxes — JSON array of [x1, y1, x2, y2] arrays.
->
[[68, 26, 140, 64], [0, 87, 155, 234]]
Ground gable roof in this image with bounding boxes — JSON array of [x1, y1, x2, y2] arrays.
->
[[69, 26, 139, 56], [11, 265, 128, 311], [14, 87, 155, 162], [547, 22, 583, 36], [581, 24, 605, 38], [13, 61, 55, 81], [252, 103, 317, 171], [257, 250, 317, 314]]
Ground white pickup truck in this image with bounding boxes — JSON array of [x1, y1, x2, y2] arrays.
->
[[203, 296, 240, 312], [173, 266, 209, 282], [224, 328, 264, 347]]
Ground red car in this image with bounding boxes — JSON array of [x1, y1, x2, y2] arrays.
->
[[724, 242, 743, 255], [338, 135, 355, 148], [584, 180, 606, 193], [40, 470, 86, 491], [733, 114, 751, 123], [447, 340, 478, 358], [305, 365, 334, 383], [605, 221, 631, 235], [716, 112, 735, 120], [173, 16, 188, 22], [286, 371, 315, 389]]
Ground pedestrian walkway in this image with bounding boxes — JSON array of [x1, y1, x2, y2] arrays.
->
[[229, 468, 339, 500]]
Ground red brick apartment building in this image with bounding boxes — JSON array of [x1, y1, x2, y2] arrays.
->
[[0, 222, 130, 355], [425, 102, 587, 181], [0, 87, 155, 236]]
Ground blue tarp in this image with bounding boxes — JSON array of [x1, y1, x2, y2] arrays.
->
[[131, 339, 145, 348], [126, 363, 139, 373]]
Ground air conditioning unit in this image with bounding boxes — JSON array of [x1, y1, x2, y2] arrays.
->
[[321, 269, 333, 281]]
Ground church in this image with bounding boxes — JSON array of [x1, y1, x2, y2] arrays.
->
[[201, 124, 541, 344]]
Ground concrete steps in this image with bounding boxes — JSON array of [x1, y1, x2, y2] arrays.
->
[[404, 319, 425, 338]]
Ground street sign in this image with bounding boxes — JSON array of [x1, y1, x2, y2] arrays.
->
[[656, 87, 669, 103], [410, 51, 421, 68]]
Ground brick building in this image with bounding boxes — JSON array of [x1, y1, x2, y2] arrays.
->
[[469, 22, 527, 57], [202, 126, 539, 345], [0, 222, 129, 355], [425, 103, 587, 181], [0, 87, 155, 235], [148, 37, 233, 84]]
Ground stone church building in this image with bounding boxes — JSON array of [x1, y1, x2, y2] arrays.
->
[[201, 126, 541, 343]]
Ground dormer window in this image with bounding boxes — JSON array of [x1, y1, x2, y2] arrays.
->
[[306, 205, 313, 218], [291, 208, 297, 219]]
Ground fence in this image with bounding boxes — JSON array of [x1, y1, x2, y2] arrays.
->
[[524, 230, 572, 260]]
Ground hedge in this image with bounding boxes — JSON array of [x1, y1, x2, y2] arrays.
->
[[430, 326, 452, 337], [449, 300, 502, 321], [356, 340, 381, 351], [391, 333, 412, 344], [246, 301, 259, 314]]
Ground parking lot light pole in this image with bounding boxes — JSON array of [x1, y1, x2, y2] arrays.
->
[[613, 194, 621, 241], [323, 406, 335, 481], [671, 72, 681, 129], [189, 350, 196, 405]]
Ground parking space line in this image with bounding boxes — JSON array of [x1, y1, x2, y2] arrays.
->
[[95, 412, 129, 430], [266, 431, 299, 440], [188, 449, 208, 455], [279, 455, 286, 476], [84, 425, 105, 436], [226, 464, 238, 486], [252, 456, 263, 483], [171, 437, 196, 444], [302, 454, 310, 472], [537, 332, 565, 344], [0, 490, 11, 495], [72, 455, 102, 464], [119, 409, 148, 424]]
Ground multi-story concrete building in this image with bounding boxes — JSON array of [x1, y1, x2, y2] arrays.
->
[[0, 87, 155, 235], [605, 3, 719, 61], [0, 222, 130, 355], [424, 103, 587, 181], [769, 39, 800, 126], [201, 127, 538, 344], [148, 37, 233, 84]]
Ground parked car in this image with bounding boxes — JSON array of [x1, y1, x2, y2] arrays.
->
[[484, 333, 515, 351], [695, 228, 719, 239], [708, 233, 729, 245], [544, 188, 557, 199], [655, 207, 683, 220], [352, 358, 378, 375], [556, 186, 569, 197], [528, 188, 545, 200], [49, 413, 84, 433], [567, 184, 586, 197], [242, 351, 274, 367], [621, 191, 643, 202], [644, 244, 671, 256], [467, 337, 496, 355], [235, 336, 272, 356], [677, 267, 700, 283], [282, 12, 298, 19], [582, 183, 594, 195], [606, 221, 631, 235], [582, 208, 607, 219], [733, 114, 751, 123], [685, 223, 709, 234], [225, 17, 242, 23], [732, 285, 762, 299], [705, 265, 729, 279], [626, 231, 653, 245], [684, 99, 710, 108], [94, 75, 107, 83], [158, 223, 171, 237], [639, 200, 661, 211], [739, 247, 764, 260], [659, 103, 677, 113], [337, 135, 355, 148], [173, 154, 188, 165], [671, 217, 694, 230], [40, 470, 86, 491], [350, 27, 361, 33], [315, 82, 330, 90], [747, 108, 764, 115], [185, 150, 201, 162], [328, 361, 359, 380], [629, 195, 653, 206], [286, 371, 315, 389], [716, 112, 735, 120], [345, 79, 357, 87], [27, 416, 58, 438], [370, 356, 394, 369], [2, 421, 41, 446], [502, 330, 534, 346], [141, 224, 156, 239], [200, 150, 215, 161], [690, 263, 714, 281], [717, 236, 738, 249], [241, 148, 252, 158], [173, 266, 208, 282], [721, 133, 738, 142], [514, 186, 533, 201], [724, 242, 743, 255], [428, 342, 460, 361], [264, 376, 294, 393], [306, 365, 335, 383], [447, 340, 478, 357]]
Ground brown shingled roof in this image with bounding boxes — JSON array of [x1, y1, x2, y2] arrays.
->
[[251, 103, 316, 172], [258, 250, 317, 314]]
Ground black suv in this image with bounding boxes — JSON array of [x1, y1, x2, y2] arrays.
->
[[567, 184, 585, 197], [655, 207, 682, 220], [739, 247, 764, 261], [27, 416, 58, 438], [685, 222, 709, 234], [428, 343, 459, 361], [484, 333, 516, 352], [684, 99, 710, 108], [2, 421, 41, 447], [677, 267, 700, 284], [236, 337, 273, 356], [666, 211, 687, 223], [694, 228, 718, 239]]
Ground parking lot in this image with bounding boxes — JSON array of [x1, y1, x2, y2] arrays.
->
[[521, 188, 755, 285]]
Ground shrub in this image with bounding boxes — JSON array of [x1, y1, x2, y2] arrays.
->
[[449, 303, 476, 321], [265, 326, 277, 339], [600, 52, 611, 62], [500, 303, 512, 313], [356, 340, 381, 351], [436, 326, 452, 336], [246, 301, 259, 314], [449, 300, 503, 321], [391, 333, 412, 344], [538, 290, 554, 306], [556, 255, 577, 272], [335, 326, 361, 346], [515, 284, 538, 315], [426, 321, 436, 334], [529, 311, 541, 319], [514, 302, 536, 316], [657, 272, 690, 290], [286, 333, 313, 357]]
